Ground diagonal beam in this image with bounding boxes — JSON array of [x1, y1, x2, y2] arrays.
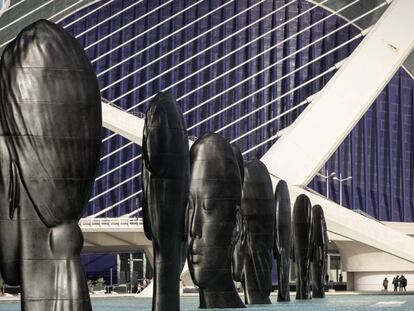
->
[[101, 102, 145, 145], [261, 0, 414, 185]]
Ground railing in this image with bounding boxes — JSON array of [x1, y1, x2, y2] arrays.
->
[[79, 217, 143, 228]]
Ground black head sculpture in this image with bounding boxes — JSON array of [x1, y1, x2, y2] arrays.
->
[[311, 204, 328, 298], [0, 20, 101, 310], [274, 179, 292, 302], [142, 92, 189, 311], [293, 194, 313, 300], [233, 159, 274, 305], [231, 143, 245, 284], [188, 132, 245, 309], [231, 143, 244, 184]]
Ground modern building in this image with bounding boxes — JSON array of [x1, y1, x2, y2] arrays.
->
[[1, 0, 413, 291]]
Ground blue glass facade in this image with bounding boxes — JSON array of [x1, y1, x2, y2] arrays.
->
[[311, 69, 414, 222], [81, 253, 118, 282]]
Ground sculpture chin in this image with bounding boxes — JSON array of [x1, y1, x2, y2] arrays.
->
[[188, 244, 231, 288], [189, 266, 214, 288]]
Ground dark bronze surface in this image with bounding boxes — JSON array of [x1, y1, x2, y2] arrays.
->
[[142, 92, 190, 311], [311, 204, 328, 298], [188, 132, 245, 309], [231, 144, 244, 184], [293, 194, 313, 300], [234, 159, 273, 305], [274, 179, 292, 302], [0, 20, 101, 310]]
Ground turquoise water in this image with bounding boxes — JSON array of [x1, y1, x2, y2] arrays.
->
[[0, 295, 413, 310]]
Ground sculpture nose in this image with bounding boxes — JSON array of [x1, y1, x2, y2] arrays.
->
[[190, 203, 202, 239]]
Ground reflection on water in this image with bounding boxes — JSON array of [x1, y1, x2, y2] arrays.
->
[[0, 295, 413, 311]]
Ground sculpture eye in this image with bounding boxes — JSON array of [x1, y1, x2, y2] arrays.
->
[[202, 202, 214, 211]]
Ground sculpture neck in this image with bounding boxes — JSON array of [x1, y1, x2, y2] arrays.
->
[[277, 249, 291, 302], [152, 245, 181, 311], [199, 273, 245, 309], [296, 262, 311, 300], [243, 273, 272, 305]]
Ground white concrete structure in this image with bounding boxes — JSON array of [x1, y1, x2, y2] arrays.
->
[[101, 102, 145, 145], [261, 0, 414, 185], [79, 218, 153, 264]]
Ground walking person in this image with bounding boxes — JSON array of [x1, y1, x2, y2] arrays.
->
[[393, 275, 399, 292], [383, 277, 389, 291], [400, 275, 407, 292]]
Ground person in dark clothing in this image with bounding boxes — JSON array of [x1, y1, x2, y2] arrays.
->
[[400, 275, 407, 292], [393, 275, 399, 292], [383, 277, 389, 291]]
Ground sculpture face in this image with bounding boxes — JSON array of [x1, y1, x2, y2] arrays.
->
[[142, 92, 189, 311], [274, 179, 292, 302], [235, 159, 274, 305], [293, 194, 313, 300], [188, 133, 241, 287], [0, 20, 101, 311], [231, 144, 245, 282], [232, 207, 246, 283]]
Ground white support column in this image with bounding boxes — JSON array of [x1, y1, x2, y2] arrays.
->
[[261, 0, 414, 185]]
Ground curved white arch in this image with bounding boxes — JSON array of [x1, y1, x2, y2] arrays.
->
[[306, 0, 414, 79]]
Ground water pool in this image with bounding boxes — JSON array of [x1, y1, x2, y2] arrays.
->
[[0, 295, 412, 310]]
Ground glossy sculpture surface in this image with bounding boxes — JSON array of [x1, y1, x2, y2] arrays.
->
[[0, 20, 101, 310], [142, 92, 190, 311], [188, 133, 245, 309], [231, 143, 245, 284], [274, 180, 292, 302], [234, 160, 274, 304], [293, 194, 313, 300], [311, 204, 328, 298], [231, 144, 244, 184]]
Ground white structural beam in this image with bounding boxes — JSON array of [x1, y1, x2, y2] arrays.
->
[[284, 182, 414, 264], [261, 0, 414, 185], [101, 101, 145, 145]]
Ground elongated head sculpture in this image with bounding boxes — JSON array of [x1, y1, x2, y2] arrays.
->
[[0, 20, 101, 310], [142, 92, 189, 311], [188, 132, 245, 309], [293, 194, 313, 300], [231, 144, 244, 184], [231, 144, 245, 283], [311, 204, 328, 298], [233, 159, 274, 304], [274, 179, 292, 302]]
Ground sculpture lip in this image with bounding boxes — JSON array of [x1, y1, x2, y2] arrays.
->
[[189, 241, 204, 263], [189, 253, 202, 264]]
